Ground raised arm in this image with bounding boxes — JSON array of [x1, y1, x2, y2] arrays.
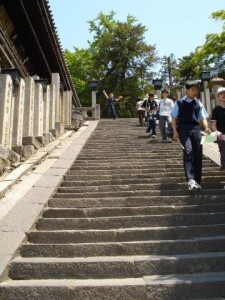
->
[[103, 90, 108, 99], [115, 95, 123, 102]]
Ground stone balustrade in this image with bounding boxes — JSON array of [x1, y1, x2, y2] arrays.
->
[[75, 104, 101, 120], [177, 78, 225, 118], [0, 72, 74, 160]]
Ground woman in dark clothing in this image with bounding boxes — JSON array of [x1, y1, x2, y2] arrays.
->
[[103, 90, 122, 119], [211, 87, 225, 170]]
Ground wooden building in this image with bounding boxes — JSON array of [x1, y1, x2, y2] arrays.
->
[[0, 0, 80, 106]]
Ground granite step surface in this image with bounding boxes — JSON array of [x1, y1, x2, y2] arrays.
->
[[1, 118, 225, 299]]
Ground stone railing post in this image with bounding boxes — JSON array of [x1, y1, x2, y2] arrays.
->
[[52, 73, 64, 134], [203, 82, 211, 116], [33, 82, 43, 137], [12, 78, 25, 148], [63, 91, 72, 127], [43, 85, 50, 133], [23, 77, 35, 137], [95, 104, 101, 119], [0, 74, 13, 148], [52, 73, 60, 122], [49, 84, 56, 131]]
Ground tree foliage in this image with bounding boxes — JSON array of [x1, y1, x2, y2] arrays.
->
[[159, 54, 180, 87], [87, 11, 158, 117], [191, 10, 225, 77], [64, 48, 95, 107], [65, 11, 158, 117]]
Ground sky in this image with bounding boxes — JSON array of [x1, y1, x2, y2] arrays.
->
[[48, 0, 224, 59]]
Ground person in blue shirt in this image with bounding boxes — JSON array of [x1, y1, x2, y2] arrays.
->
[[171, 81, 210, 190]]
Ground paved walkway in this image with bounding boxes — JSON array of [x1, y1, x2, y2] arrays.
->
[[0, 120, 221, 282], [0, 120, 99, 280]]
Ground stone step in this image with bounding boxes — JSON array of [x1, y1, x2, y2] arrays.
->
[[65, 167, 224, 180], [69, 164, 187, 171], [79, 148, 181, 153], [1, 119, 223, 299], [144, 271, 225, 299], [55, 186, 225, 198], [0, 278, 147, 300], [43, 202, 225, 218], [65, 169, 223, 179], [61, 176, 225, 187], [20, 236, 225, 257], [74, 157, 213, 163], [9, 252, 225, 280], [66, 168, 221, 176], [76, 155, 185, 159], [28, 224, 225, 244], [36, 212, 225, 231], [69, 164, 216, 171], [48, 195, 225, 208], [53, 189, 225, 200]]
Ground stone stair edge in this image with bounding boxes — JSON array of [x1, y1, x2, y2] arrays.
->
[[11, 251, 225, 263]]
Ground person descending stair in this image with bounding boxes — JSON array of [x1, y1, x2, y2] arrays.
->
[[142, 93, 158, 137], [171, 81, 211, 190], [158, 89, 174, 142], [211, 87, 225, 171]]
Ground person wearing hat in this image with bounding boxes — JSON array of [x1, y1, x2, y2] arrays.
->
[[211, 87, 225, 170], [171, 81, 210, 190]]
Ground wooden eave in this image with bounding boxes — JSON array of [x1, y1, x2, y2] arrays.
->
[[1, 0, 80, 106]]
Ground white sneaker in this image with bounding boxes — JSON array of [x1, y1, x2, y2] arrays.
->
[[152, 135, 156, 138], [195, 183, 202, 190], [188, 179, 198, 190]]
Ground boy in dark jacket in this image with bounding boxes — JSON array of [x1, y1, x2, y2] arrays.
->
[[143, 93, 158, 137], [171, 81, 210, 190]]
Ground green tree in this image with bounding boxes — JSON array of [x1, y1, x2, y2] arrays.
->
[[87, 11, 158, 116], [177, 52, 199, 84], [159, 54, 180, 87], [64, 48, 96, 107], [192, 10, 225, 77], [65, 12, 158, 116]]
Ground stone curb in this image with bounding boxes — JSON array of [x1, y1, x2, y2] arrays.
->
[[0, 120, 99, 281]]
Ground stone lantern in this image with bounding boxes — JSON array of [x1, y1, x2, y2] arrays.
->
[[208, 77, 225, 107], [152, 79, 163, 99]]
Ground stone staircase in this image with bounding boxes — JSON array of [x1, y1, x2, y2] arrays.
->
[[1, 118, 225, 299]]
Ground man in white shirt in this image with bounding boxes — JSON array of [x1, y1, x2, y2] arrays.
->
[[159, 89, 174, 142], [136, 97, 145, 126]]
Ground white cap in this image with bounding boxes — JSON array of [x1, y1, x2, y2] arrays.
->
[[217, 87, 225, 95], [154, 95, 157, 99]]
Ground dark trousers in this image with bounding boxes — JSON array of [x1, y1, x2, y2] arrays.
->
[[218, 139, 225, 167], [107, 105, 117, 119], [137, 110, 145, 126], [178, 124, 202, 184], [146, 117, 156, 135], [159, 116, 172, 140]]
